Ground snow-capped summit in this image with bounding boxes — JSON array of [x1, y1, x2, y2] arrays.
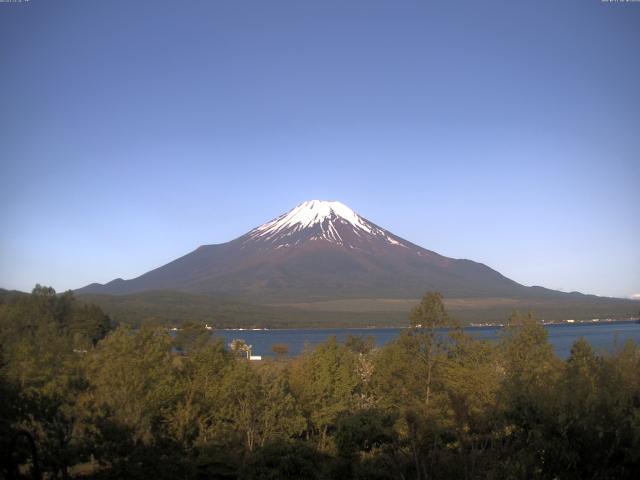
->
[[246, 200, 407, 248], [258, 200, 371, 233]]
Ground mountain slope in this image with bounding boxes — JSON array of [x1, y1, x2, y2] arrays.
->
[[75, 200, 632, 311], [76, 200, 525, 301]]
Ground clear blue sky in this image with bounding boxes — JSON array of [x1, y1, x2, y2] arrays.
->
[[1, 0, 638, 298]]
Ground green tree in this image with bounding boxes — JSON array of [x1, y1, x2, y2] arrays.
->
[[409, 291, 449, 407], [257, 366, 306, 447], [543, 338, 640, 479], [218, 360, 262, 451], [370, 331, 426, 410], [440, 328, 500, 478], [334, 409, 397, 460], [494, 311, 563, 479], [168, 339, 232, 449], [344, 334, 375, 355], [0, 286, 115, 477], [173, 322, 212, 354], [81, 326, 178, 445], [271, 343, 289, 358], [69, 303, 112, 348], [240, 439, 325, 480], [290, 337, 359, 451]]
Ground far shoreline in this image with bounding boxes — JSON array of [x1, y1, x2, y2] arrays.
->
[[210, 317, 639, 332]]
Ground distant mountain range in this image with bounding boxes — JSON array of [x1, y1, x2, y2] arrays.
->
[[75, 200, 639, 326]]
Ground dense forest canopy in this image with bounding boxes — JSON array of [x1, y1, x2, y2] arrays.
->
[[1, 287, 639, 479]]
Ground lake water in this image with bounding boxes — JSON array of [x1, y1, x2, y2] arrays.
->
[[214, 321, 640, 359]]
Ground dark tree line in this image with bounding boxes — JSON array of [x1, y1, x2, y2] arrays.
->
[[1, 288, 639, 479]]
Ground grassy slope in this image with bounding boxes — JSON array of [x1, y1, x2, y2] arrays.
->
[[77, 290, 640, 328], [76, 291, 405, 328]]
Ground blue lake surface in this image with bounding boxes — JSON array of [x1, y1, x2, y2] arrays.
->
[[214, 321, 640, 359]]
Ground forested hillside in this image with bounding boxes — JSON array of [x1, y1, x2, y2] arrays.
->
[[1, 288, 639, 479], [75, 289, 640, 329]]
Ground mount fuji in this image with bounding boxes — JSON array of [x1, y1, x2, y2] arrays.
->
[[76, 200, 637, 324], [77, 200, 523, 299]]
